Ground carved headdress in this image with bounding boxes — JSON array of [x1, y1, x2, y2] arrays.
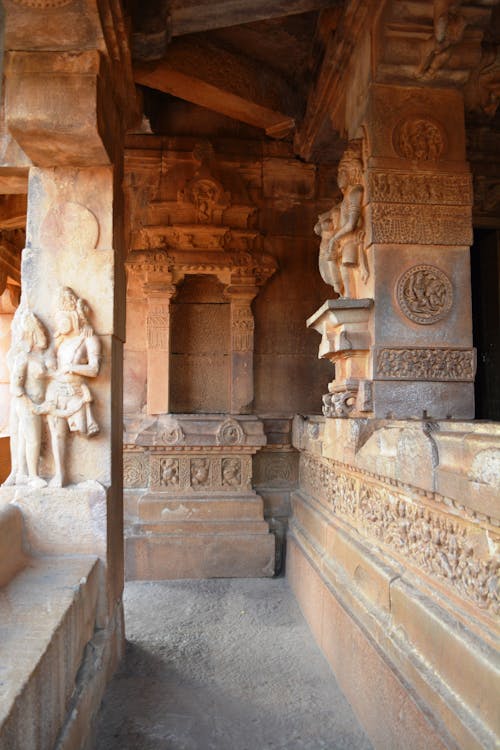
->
[[338, 140, 364, 185]]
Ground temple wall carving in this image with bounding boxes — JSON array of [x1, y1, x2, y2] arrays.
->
[[289, 414, 500, 749]]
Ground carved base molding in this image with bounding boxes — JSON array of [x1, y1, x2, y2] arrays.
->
[[299, 452, 499, 618], [288, 446, 500, 750], [123, 414, 275, 579]]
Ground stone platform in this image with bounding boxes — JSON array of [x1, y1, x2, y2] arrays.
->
[[124, 414, 276, 579], [126, 492, 275, 579]]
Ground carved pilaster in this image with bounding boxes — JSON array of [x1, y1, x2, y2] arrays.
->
[[144, 280, 177, 415], [225, 284, 258, 414]]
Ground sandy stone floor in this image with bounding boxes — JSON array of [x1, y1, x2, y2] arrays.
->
[[94, 578, 373, 750]]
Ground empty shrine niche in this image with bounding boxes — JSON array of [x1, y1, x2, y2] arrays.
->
[[170, 274, 230, 413]]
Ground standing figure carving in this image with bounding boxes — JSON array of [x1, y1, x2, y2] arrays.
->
[[3, 303, 49, 488], [322, 142, 368, 298], [36, 287, 101, 487]]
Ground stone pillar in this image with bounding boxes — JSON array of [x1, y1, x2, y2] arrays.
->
[[309, 83, 475, 420], [0, 28, 134, 614], [145, 279, 177, 415], [363, 83, 474, 419], [226, 283, 258, 414]]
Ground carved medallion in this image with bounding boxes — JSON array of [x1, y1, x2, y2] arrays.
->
[[40, 202, 99, 252], [393, 118, 446, 162], [156, 421, 185, 446], [216, 418, 245, 445], [396, 265, 453, 325]]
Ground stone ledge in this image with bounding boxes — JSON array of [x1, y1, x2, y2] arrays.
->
[[0, 555, 100, 750], [287, 516, 499, 750], [0, 503, 26, 587]]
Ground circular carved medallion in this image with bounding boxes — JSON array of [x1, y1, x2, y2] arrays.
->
[[393, 117, 446, 162], [396, 265, 453, 325], [40, 202, 99, 253]]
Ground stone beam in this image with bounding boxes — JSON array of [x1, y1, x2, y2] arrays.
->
[[294, 0, 374, 160], [170, 0, 341, 36], [0, 194, 27, 230], [134, 39, 297, 138]]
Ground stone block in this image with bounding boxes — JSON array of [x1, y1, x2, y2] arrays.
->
[[262, 158, 316, 203], [287, 536, 452, 750], [0, 503, 25, 587], [125, 531, 275, 580], [0, 556, 100, 750], [12, 481, 107, 558], [391, 577, 500, 747]]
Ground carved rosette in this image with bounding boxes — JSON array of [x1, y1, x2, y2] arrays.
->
[[124, 453, 150, 488], [396, 265, 453, 325]]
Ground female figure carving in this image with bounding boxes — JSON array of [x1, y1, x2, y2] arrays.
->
[[3, 304, 49, 488]]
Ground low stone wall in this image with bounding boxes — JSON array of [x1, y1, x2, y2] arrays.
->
[[288, 415, 499, 750], [0, 437, 10, 485]]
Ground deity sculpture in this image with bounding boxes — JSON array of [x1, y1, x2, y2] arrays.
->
[[3, 303, 49, 488], [318, 142, 368, 298], [35, 287, 101, 487], [314, 205, 341, 291]]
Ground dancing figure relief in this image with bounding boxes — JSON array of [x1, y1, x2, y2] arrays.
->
[[2, 286, 102, 489]]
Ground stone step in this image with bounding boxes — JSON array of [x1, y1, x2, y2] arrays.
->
[[137, 492, 266, 522], [129, 519, 270, 535], [126, 531, 275, 580], [0, 555, 100, 750]]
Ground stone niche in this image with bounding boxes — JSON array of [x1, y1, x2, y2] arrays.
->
[[123, 141, 277, 578], [170, 274, 230, 413]]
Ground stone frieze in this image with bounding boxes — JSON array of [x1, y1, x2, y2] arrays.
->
[[299, 453, 499, 616], [376, 348, 476, 381]]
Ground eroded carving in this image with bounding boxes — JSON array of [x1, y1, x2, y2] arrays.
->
[[216, 417, 245, 445], [3, 304, 49, 488], [370, 204, 471, 246], [322, 390, 357, 418], [396, 265, 453, 325], [393, 118, 446, 161], [300, 454, 499, 615], [416, 2, 467, 81], [222, 457, 241, 487], [36, 287, 101, 487], [124, 453, 149, 488], [231, 304, 254, 352], [322, 141, 368, 297], [376, 348, 475, 381], [367, 171, 472, 205], [160, 458, 180, 487], [191, 457, 210, 487]]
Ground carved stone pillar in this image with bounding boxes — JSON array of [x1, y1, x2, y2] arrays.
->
[[145, 279, 177, 415], [226, 283, 258, 414], [363, 83, 475, 419], [310, 83, 475, 420]]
